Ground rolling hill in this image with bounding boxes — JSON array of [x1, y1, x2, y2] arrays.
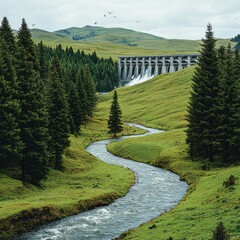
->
[[29, 26, 235, 59]]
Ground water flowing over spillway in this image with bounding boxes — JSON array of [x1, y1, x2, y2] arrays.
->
[[16, 124, 188, 240], [125, 67, 154, 86]]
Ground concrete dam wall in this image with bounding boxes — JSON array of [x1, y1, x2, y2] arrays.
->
[[118, 54, 199, 86]]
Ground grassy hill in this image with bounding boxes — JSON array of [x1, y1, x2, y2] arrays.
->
[[30, 26, 235, 59], [96, 67, 240, 239]]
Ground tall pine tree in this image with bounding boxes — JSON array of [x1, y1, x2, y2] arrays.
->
[[82, 65, 97, 117], [230, 49, 240, 161], [16, 19, 49, 185], [76, 72, 88, 126], [186, 24, 220, 161], [47, 56, 70, 170], [67, 80, 82, 135], [216, 45, 239, 162], [0, 17, 16, 55], [108, 90, 123, 137], [0, 40, 23, 168], [37, 41, 48, 81]]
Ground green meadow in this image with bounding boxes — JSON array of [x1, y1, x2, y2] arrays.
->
[[96, 67, 240, 239]]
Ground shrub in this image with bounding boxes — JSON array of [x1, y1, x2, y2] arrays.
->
[[223, 175, 237, 188], [212, 222, 230, 240]]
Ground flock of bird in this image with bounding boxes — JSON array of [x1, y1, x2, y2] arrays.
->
[[31, 11, 140, 28], [94, 11, 140, 25]]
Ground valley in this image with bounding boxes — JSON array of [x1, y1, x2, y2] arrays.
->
[[0, 20, 239, 240]]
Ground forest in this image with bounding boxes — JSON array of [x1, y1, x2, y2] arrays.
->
[[0, 17, 118, 186]]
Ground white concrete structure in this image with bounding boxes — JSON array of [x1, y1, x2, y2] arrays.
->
[[118, 54, 200, 85]]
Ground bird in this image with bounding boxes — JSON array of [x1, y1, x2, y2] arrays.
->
[[94, 22, 98, 25], [108, 11, 113, 14], [136, 21, 139, 23], [104, 14, 106, 17]]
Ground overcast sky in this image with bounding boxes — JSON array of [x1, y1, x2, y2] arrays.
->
[[1, 0, 240, 39]]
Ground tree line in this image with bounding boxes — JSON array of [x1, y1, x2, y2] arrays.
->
[[41, 43, 118, 92], [231, 34, 240, 52], [186, 24, 240, 165], [0, 17, 98, 186]]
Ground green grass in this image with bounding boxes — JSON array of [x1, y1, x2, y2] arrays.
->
[[97, 67, 194, 130], [96, 67, 240, 240], [0, 119, 145, 239], [30, 26, 236, 60]]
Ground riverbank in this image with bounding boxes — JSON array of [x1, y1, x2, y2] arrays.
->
[[108, 128, 240, 239], [96, 67, 240, 239], [0, 119, 144, 239]]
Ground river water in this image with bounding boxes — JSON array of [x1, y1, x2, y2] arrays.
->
[[16, 123, 188, 240]]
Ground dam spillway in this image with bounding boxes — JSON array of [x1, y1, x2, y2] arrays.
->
[[118, 54, 200, 86]]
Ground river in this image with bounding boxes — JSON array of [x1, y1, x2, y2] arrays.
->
[[16, 123, 188, 240]]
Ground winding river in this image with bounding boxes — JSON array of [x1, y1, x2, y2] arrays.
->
[[16, 123, 188, 240]]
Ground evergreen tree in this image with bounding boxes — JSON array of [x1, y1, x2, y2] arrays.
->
[[212, 222, 230, 240], [216, 45, 239, 162], [108, 90, 123, 137], [38, 43, 118, 92], [76, 73, 88, 126], [67, 80, 82, 135], [47, 56, 70, 170], [0, 17, 16, 54], [0, 40, 22, 167], [83, 65, 97, 117], [231, 50, 240, 160], [16, 19, 49, 185], [186, 24, 220, 161], [37, 41, 48, 81]]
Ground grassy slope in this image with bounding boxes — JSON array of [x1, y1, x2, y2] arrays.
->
[[30, 26, 235, 59], [0, 119, 145, 239], [96, 67, 240, 240]]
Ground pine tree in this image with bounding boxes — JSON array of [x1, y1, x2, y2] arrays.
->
[[37, 41, 48, 81], [186, 24, 220, 161], [108, 90, 123, 137], [67, 80, 82, 135], [216, 45, 239, 162], [76, 72, 88, 126], [230, 49, 240, 161], [16, 19, 49, 185], [0, 17, 16, 55], [0, 40, 23, 167], [83, 65, 97, 117], [212, 222, 230, 240], [47, 56, 70, 170]]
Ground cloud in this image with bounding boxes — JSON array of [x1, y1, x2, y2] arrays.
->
[[0, 0, 239, 39]]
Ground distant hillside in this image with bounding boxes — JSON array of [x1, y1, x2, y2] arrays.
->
[[55, 25, 164, 45], [30, 28, 69, 41], [29, 26, 236, 59]]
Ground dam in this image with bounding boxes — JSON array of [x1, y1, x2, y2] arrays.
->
[[118, 54, 200, 86]]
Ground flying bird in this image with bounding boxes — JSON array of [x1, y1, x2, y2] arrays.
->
[[104, 14, 106, 17], [94, 22, 98, 25], [108, 11, 113, 14], [136, 21, 139, 23]]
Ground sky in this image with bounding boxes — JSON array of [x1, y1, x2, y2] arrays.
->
[[1, 0, 240, 39]]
